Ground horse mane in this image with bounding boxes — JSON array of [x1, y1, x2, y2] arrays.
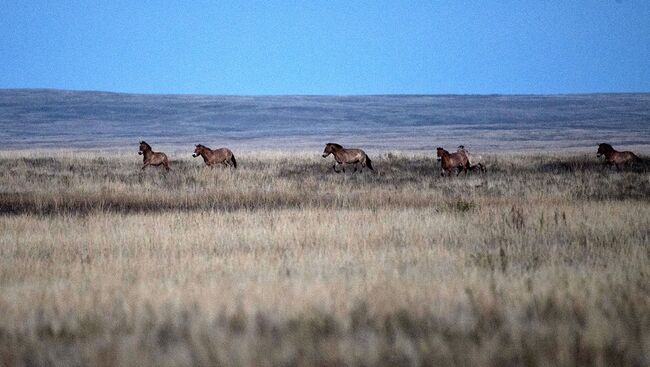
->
[[436, 147, 449, 154], [139, 141, 152, 150], [196, 144, 210, 150], [327, 143, 343, 150]]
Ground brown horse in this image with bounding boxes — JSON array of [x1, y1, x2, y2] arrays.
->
[[192, 144, 237, 168], [138, 141, 170, 171], [457, 145, 486, 173], [322, 143, 374, 173], [597, 143, 639, 170], [437, 147, 468, 176]]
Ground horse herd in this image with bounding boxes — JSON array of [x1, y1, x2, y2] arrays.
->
[[138, 141, 640, 174]]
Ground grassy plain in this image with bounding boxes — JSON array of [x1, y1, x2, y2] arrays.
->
[[0, 151, 649, 366]]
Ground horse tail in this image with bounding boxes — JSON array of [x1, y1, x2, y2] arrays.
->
[[365, 155, 374, 171], [231, 154, 237, 169]]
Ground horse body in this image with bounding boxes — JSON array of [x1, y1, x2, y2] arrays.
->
[[437, 147, 468, 176], [138, 141, 170, 171], [193, 144, 237, 168], [597, 143, 638, 170], [322, 143, 374, 173], [457, 145, 486, 173]]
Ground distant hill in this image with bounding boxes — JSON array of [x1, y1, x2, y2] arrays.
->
[[1, 89, 649, 152]]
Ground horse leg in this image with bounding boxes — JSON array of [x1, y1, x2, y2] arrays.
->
[[333, 163, 340, 173], [141, 162, 150, 170]]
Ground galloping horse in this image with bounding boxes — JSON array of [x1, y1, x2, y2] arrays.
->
[[597, 143, 639, 170], [192, 144, 237, 168], [322, 143, 374, 173], [457, 145, 486, 173], [138, 141, 170, 171], [436, 147, 468, 176]]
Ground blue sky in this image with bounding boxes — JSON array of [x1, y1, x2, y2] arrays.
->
[[1, 1, 649, 95]]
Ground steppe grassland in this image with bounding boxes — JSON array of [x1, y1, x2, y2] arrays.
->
[[0, 150, 649, 366]]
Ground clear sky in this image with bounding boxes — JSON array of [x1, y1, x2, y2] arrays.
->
[[1, 1, 649, 95]]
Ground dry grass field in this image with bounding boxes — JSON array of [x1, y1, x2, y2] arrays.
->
[[0, 151, 649, 366]]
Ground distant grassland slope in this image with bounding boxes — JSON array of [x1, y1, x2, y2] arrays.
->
[[1, 89, 649, 152]]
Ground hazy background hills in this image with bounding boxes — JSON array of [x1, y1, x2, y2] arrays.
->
[[1, 89, 649, 153]]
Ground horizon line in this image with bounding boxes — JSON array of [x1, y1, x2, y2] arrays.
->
[[2, 87, 650, 98]]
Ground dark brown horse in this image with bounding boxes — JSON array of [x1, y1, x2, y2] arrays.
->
[[322, 143, 374, 173], [597, 143, 639, 170], [437, 147, 468, 176], [138, 141, 170, 171], [192, 144, 237, 168]]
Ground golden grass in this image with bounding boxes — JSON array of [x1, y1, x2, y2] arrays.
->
[[0, 152, 649, 366]]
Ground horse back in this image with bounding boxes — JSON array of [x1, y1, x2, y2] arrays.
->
[[441, 152, 467, 170], [217, 147, 233, 156], [337, 148, 366, 163], [144, 150, 166, 163], [207, 148, 232, 163], [153, 151, 168, 164], [450, 152, 468, 166], [617, 151, 638, 163]]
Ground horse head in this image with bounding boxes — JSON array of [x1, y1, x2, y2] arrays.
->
[[322, 143, 342, 158], [138, 141, 151, 155], [436, 147, 446, 161], [192, 144, 206, 158], [597, 143, 613, 158]]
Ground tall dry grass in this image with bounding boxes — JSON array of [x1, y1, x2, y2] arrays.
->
[[0, 151, 649, 366]]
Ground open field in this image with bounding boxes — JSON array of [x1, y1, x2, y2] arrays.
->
[[0, 151, 649, 366]]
